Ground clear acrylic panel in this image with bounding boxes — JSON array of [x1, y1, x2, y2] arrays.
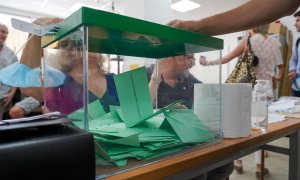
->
[[42, 7, 222, 178]]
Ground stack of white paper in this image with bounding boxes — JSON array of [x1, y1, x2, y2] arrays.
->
[[221, 83, 252, 138], [194, 83, 252, 138]]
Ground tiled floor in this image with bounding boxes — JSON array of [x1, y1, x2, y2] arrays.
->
[[230, 138, 289, 180]]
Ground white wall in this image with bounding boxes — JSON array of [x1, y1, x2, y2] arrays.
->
[[122, 0, 172, 72], [280, 15, 299, 44], [0, 13, 30, 60]]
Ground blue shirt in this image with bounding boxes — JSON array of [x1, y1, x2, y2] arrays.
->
[[289, 40, 300, 90]]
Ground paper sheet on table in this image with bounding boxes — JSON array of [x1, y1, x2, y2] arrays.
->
[[268, 100, 295, 112], [268, 114, 286, 123], [113, 67, 153, 127], [285, 113, 300, 119]]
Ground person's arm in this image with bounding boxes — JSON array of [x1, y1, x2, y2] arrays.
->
[[148, 61, 163, 105], [20, 18, 62, 68], [200, 36, 246, 65], [168, 0, 300, 35], [276, 64, 283, 81], [20, 18, 62, 100], [274, 45, 284, 81], [221, 37, 246, 64], [3, 87, 17, 107], [288, 46, 298, 79]]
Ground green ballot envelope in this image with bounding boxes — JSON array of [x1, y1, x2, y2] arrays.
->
[[114, 67, 154, 127], [41, 7, 222, 178]]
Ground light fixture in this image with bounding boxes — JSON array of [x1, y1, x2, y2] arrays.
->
[[171, 0, 201, 13]]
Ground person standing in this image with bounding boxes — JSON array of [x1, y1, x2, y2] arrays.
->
[[0, 23, 18, 120], [288, 10, 300, 97], [200, 24, 282, 178]]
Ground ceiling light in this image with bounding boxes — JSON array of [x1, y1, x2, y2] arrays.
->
[[171, 0, 201, 13]]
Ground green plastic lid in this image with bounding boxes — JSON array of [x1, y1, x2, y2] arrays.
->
[[42, 7, 223, 58]]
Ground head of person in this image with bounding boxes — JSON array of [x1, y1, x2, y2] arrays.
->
[[67, 52, 106, 84], [49, 38, 82, 72], [161, 55, 194, 74], [252, 24, 269, 35], [0, 23, 8, 45], [294, 10, 300, 32]]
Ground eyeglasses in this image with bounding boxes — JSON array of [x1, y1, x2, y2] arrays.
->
[[58, 40, 82, 50]]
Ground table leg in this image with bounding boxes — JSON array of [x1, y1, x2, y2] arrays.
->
[[289, 129, 300, 180], [260, 149, 264, 180]]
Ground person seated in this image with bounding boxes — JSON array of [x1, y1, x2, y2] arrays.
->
[[147, 55, 233, 180], [19, 18, 119, 115], [147, 55, 201, 109], [9, 96, 41, 118]]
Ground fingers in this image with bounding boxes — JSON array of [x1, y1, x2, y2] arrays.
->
[[288, 71, 297, 79], [199, 56, 208, 66], [166, 19, 182, 27], [33, 17, 63, 26], [3, 98, 10, 108]]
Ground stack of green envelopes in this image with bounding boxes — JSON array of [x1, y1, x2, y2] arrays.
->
[[68, 67, 214, 166]]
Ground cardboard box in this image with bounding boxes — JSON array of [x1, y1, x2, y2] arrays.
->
[[268, 23, 287, 35]]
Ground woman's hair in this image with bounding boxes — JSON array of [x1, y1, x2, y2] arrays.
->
[[96, 53, 107, 73], [252, 24, 269, 35]]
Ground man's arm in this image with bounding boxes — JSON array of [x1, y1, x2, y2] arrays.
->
[[169, 0, 300, 35]]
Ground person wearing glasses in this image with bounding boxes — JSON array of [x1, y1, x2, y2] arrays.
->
[[200, 24, 283, 179], [0, 23, 18, 120], [147, 55, 201, 109], [19, 18, 119, 115]]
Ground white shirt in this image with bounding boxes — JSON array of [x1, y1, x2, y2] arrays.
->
[[0, 45, 18, 99], [250, 34, 282, 83]]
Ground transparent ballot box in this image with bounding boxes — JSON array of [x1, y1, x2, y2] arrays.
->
[[41, 7, 223, 178]]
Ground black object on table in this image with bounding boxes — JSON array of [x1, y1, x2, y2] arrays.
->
[[0, 118, 95, 180]]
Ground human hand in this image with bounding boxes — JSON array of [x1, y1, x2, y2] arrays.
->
[[288, 71, 297, 80], [151, 59, 164, 83], [276, 75, 282, 81], [199, 56, 209, 66], [173, 103, 188, 109], [3, 92, 14, 107], [167, 19, 199, 32], [33, 17, 63, 26]]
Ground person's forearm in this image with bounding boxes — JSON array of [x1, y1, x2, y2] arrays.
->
[[289, 48, 298, 72], [276, 65, 283, 80], [9, 87, 17, 97], [20, 34, 42, 68], [148, 75, 162, 105], [149, 80, 157, 104], [195, 0, 300, 35]]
